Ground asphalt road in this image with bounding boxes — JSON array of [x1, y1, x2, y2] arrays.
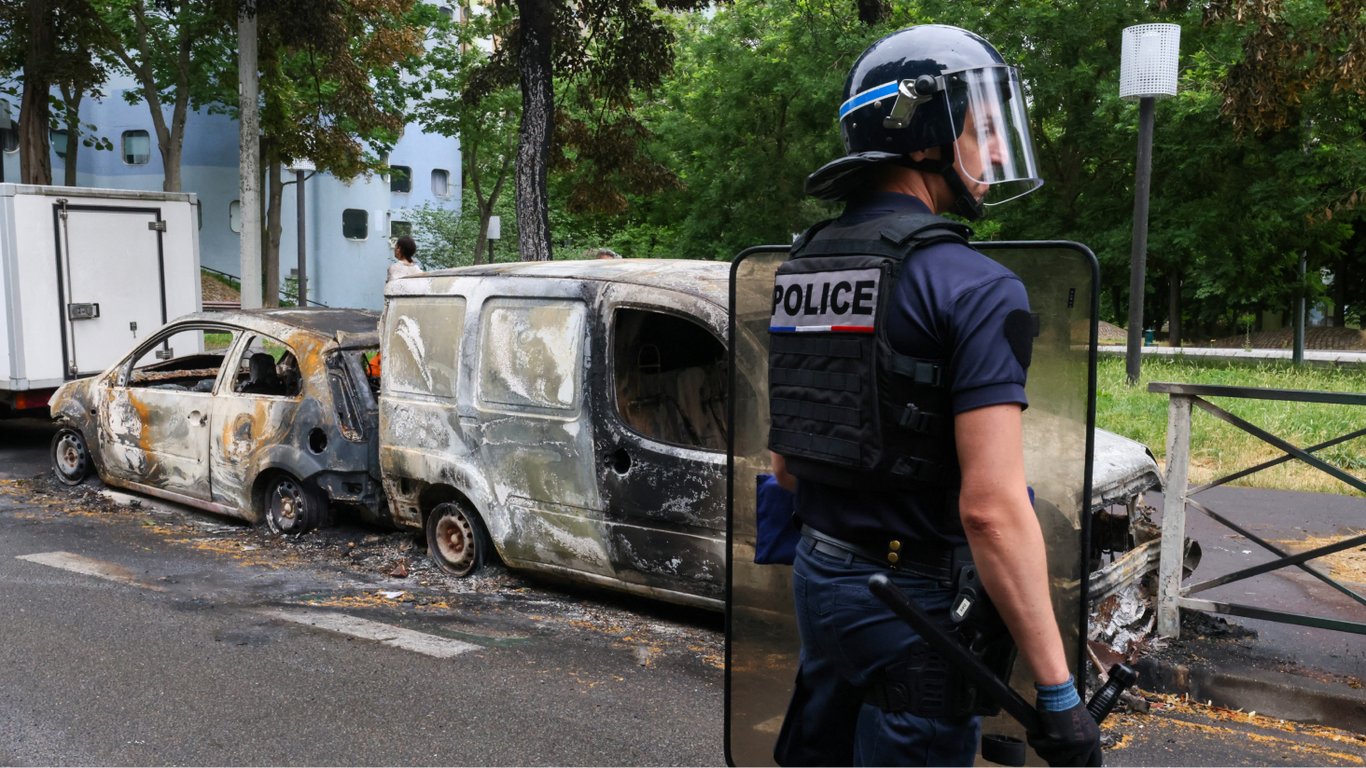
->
[[2, 417, 1361, 766], [1, 420, 724, 765]]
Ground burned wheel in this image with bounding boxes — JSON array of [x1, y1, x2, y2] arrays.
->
[[262, 474, 325, 536], [51, 427, 91, 486], [425, 501, 491, 578]]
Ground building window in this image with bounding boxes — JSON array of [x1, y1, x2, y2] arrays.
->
[[51, 129, 68, 159], [390, 165, 411, 193], [343, 208, 368, 240], [431, 169, 450, 198], [228, 200, 241, 233], [390, 220, 412, 238], [439, 5, 454, 19], [121, 130, 151, 165]]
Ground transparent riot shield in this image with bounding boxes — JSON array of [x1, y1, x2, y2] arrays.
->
[[725, 241, 1099, 767]]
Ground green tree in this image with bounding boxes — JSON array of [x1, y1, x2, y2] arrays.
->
[[92, 0, 234, 192], [481, 0, 710, 260], [615, 0, 890, 260], [413, 3, 519, 265], [0, 0, 112, 185]]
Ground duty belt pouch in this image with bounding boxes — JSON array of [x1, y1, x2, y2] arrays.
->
[[948, 545, 1017, 717]]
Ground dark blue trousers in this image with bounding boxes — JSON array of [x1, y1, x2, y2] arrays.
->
[[775, 535, 980, 767]]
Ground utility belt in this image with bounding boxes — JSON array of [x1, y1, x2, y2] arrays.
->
[[855, 541, 1018, 719], [801, 525, 952, 580]]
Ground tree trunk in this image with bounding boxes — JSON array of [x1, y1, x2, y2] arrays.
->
[[1167, 270, 1182, 347], [19, 0, 53, 185], [60, 85, 83, 187], [262, 151, 283, 308], [514, 0, 553, 261]]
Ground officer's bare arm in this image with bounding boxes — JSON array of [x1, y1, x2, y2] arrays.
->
[[770, 451, 797, 492], [954, 403, 1072, 687]]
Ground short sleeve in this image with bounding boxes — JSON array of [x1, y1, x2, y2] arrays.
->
[[947, 273, 1031, 414]]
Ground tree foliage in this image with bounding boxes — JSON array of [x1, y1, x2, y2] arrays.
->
[[0, 0, 113, 184], [619, 0, 1365, 335], [92, 0, 234, 191], [414, 4, 519, 265]]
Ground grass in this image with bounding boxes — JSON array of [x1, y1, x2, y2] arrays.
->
[[1096, 355, 1366, 496]]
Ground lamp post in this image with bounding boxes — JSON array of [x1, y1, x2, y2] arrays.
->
[[1120, 23, 1180, 384], [487, 215, 501, 263], [288, 158, 315, 307]]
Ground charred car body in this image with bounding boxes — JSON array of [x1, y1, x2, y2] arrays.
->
[[380, 260, 738, 609], [49, 309, 384, 534], [379, 260, 1162, 612]]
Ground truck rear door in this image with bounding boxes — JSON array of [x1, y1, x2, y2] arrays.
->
[[56, 202, 169, 377]]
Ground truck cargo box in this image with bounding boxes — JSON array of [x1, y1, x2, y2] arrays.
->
[[0, 184, 200, 411]]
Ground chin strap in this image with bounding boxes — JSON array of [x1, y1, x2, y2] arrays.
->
[[895, 146, 984, 221]]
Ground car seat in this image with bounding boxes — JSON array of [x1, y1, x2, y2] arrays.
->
[[239, 352, 282, 395]]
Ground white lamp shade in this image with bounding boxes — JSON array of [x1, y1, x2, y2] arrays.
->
[[1120, 24, 1181, 101], [487, 215, 501, 240]]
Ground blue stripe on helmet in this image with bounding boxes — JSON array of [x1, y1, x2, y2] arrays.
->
[[838, 80, 900, 121]]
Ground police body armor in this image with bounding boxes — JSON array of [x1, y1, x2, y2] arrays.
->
[[768, 211, 970, 491]]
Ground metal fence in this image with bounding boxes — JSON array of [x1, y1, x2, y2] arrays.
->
[[1149, 382, 1366, 637]]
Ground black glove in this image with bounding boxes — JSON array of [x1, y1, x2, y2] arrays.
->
[[1028, 701, 1102, 767]]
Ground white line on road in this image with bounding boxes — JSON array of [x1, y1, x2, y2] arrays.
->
[[15, 551, 165, 591], [259, 608, 480, 659], [17, 551, 482, 659]]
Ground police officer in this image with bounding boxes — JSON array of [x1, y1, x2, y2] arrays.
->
[[768, 24, 1102, 767]]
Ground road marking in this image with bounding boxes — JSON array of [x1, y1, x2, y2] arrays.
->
[[260, 608, 481, 659], [17, 551, 483, 659], [15, 551, 165, 591]]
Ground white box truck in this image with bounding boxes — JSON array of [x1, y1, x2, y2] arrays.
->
[[0, 184, 201, 413]]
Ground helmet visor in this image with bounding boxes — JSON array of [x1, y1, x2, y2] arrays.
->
[[948, 66, 1042, 206]]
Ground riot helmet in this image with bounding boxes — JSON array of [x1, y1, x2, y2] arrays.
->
[[806, 25, 1042, 219]]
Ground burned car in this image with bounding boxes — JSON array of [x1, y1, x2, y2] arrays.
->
[[50, 309, 383, 534], [379, 259, 1164, 612], [380, 260, 735, 609]]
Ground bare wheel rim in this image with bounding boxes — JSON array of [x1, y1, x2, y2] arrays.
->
[[434, 511, 476, 573], [269, 478, 305, 533], [54, 431, 86, 478]]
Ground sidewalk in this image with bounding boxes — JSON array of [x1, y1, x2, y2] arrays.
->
[[1098, 344, 1366, 366], [1130, 486, 1366, 733]]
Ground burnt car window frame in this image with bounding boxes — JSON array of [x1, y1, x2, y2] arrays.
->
[[229, 333, 305, 400], [115, 323, 241, 393], [608, 302, 729, 454]]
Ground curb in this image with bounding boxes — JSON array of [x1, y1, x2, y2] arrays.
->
[[1134, 657, 1366, 734]]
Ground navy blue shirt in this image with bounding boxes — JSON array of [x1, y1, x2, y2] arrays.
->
[[794, 192, 1031, 548]]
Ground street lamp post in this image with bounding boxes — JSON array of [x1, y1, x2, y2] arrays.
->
[[288, 158, 315, 307], [487, 215, 501, 263], [1120, 23, 1180, 384]]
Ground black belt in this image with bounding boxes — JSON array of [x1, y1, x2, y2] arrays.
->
[[802, 525, 953, 579]]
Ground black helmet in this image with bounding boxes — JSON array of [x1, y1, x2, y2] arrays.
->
[[807, 24, 1042, 219]]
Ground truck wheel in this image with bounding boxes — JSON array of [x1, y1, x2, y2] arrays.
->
[[262, 474, 325, 536], [51, 427, 92, 486], [426, 500, 491, 577]]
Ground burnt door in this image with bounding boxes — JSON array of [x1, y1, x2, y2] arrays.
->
[[472, 296, 609, 576], [595, 291, 729, 601], [98, 326, 224, 501]]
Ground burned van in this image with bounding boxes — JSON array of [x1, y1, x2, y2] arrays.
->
[[379, 260, 738, 609]]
